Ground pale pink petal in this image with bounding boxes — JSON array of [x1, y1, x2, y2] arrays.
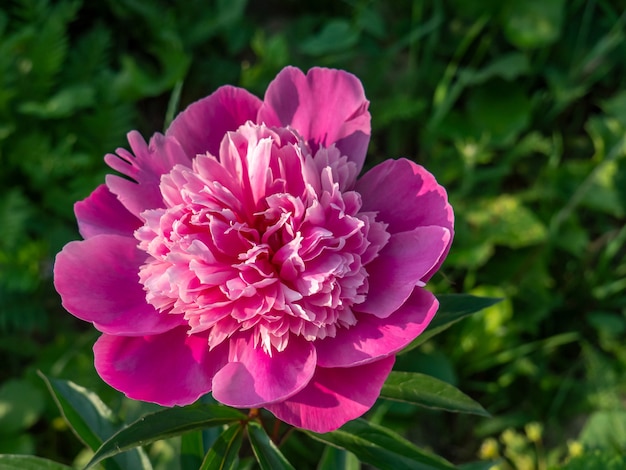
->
[[94, 328, 228, 406], [356, 157, 454, 235], [258, 67, 371, 171], [211, 335, 316, 408], [74, 185, 141, 239], [167, 85, 263, 158], [359, 227, 451, 318], [265, 356, 395, 433], [315, 289, 438, 367], [53, 234, 183, 335]]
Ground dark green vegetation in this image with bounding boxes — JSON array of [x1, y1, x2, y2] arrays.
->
[[0, 0, 625, 468]]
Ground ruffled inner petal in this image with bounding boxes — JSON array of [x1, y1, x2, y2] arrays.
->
[[136, 122, 385, 355]]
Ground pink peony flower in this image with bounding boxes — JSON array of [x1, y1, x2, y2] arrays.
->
[[54, 66, 453, 433]]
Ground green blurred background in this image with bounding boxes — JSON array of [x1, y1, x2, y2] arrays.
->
[[1, 0, 625, 468]]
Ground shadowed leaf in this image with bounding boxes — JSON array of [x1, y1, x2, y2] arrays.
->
[[381, 371, 489, 416], [84, 404, 246, 469]]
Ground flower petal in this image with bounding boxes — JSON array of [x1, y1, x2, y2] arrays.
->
[[167, 85, 263, 159], [265, 356, 395, 433], [74, 184, 141, 239], [94, 328, 228, 406], [356, 159, 454, 278], [53, 234, 183, 335], [211, 335, 316, 408], [104, 132, 191, 217], [356, 157, 454, 240], [316, 289, 438, 367], [359, 226, 451, 318], [258, 66, 371, 171]]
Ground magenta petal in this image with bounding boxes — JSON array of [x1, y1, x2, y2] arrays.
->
[[167, 85, 263, 158], [359, 227, 451, 318], [316, 289, 438, 368], [104, 132, 191, 217], [211, 335, 316, 408], [53, 234, 183, 335], [74, 185, 141, 239], [104, 174, 162, 219], [94, 329, 228, 406], [266, 356, 395, 433], [356, 158, 454, 237], [258, 66, 371, 171]]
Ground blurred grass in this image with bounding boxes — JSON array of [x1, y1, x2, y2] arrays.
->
[[0, 0, 624, 468]]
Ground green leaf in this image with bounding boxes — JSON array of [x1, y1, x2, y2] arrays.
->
[[200, 423, 244, 470], [39, 372, 116, 451], [247, 421, 296, 470], [601, 90, 626, 127], [163, 79, 184, 130], [306, 419, 455, 470], [503, 0, 565, 49], [85, 404, 246, 469], [18, 85, 95, 118], [181, 431, 205, 470], [38, 373, 151, 470], [458, 461, 500, 470], [0, 455, 73, 470], [579, 409, 626, 451], [402, 294, 502, 352], [0, 435, 34, 455], [435, 295, 503, 327], [460, 53, 530, 85], [561, 451, 626, 470], [466, 196, 547, 248], [466, 331, 579, 374], [381, 371, 489, 416], [466, 80, 531, 145], [112, 39, 190, 101], [0, 379, 44, 434], [317, 446, 360, 470], [215, 0, 248, 30], [299, 19, 360, 56]]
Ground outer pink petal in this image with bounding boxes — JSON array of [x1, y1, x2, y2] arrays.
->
[[359, 227, 451, 318], [258, 66, 371, 171], [74, 184, 141, 239], [211, 335, 316, 408], [166, 85, 263, 159], [94, 328, 228, 406], [105, 132, 191, 217], [53, 234, 183, 335], [265, 356, 395, 433], [357, 157, 453, 228], [315, 289, 438, 368], [357, 158, 454, 281]]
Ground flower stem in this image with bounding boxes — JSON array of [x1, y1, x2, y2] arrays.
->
[[248, 408, 260, 420], [271, 418, 281, 444]]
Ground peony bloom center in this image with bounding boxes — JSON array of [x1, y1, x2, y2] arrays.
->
[[135, 122, 390, 354]]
